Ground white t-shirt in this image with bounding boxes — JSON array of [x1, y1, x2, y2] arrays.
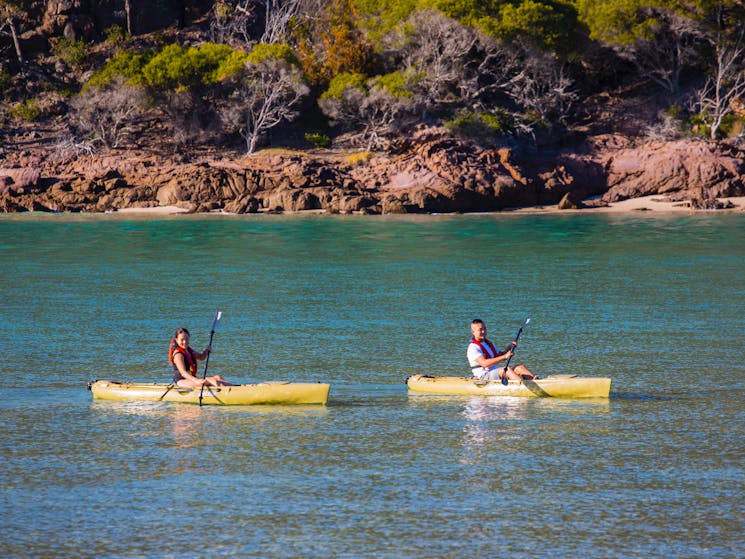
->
[[467, 340, 501, 379]]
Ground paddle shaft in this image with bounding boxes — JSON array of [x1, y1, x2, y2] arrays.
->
[[198, 311, 222, 406], [158, 382, 175, 401], [501, 317, 530, 385]]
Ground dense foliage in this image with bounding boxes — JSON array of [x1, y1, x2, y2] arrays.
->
[[2, 0, 745, 152]]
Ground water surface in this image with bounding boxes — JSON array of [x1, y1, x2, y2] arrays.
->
[[1, 213, 743, 558]]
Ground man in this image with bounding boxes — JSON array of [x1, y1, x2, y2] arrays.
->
[[467, 318, 537, 381]]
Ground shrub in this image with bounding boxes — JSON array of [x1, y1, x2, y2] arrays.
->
[[142, 43, 238, 90], [718, 113, 745, 139], [444, 109, 512, 139], [305, 132, 331, 148], [688, 112, 711, 138], [105, 25, 128, 46], [0, 71, 11, 96], [321, 72, 368, 100], [373, 71, 418, 98], [86, 51, 151, 88], [9, 99, 41, 121], [319, 71, 420, 149], [52, 38, 88, 69], [247, 43, 298, 66], [215, 50, 249, 81]]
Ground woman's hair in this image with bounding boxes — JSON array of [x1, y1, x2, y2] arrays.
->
[[168, 328, 190, 364]]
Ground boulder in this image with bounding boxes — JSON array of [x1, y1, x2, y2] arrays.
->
[[0, 167, 42, 191], [600, 140, 745, 202]]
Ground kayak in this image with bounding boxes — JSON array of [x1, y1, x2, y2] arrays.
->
[[88, 379, 330, 405], [406, 374, 611, 399]]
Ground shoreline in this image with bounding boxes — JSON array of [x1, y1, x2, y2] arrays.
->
[[3, 195, 745, 219], [114, 195, 745, 215]]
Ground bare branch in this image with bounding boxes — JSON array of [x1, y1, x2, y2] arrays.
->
[[614, 8, 708, 93], [388, 10, 517, 110], [222, 57, 309, 153], [503, 47, 577, 125], [693, 31, 745, 139], [70, 78, 148, 148], [319, 78, 419, 150], [262, 0, 303, 44]]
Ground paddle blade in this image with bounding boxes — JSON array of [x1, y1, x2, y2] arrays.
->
[[211, 311, 222, 332]]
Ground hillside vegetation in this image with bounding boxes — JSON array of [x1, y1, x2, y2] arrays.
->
[[2, 0, 745, 156]]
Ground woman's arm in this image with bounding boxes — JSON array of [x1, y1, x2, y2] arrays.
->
[[173, 353, 204, 385]]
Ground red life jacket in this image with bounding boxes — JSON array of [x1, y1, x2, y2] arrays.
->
[[470, 338, 500, 360], [169, 340, 198, 375]]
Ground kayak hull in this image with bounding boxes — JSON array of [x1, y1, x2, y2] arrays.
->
[[89, 380, 330, 405], [406, 374, 611, 399]]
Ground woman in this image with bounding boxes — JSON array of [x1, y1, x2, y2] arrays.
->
[[169, 327, 233, 388]]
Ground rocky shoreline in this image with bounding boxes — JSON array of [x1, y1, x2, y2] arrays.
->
[[2, 127, 745, 215]]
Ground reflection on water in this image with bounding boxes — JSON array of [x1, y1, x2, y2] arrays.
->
[[168, 404, 205, 449], [460, 397, 528, 464], [458, 396, 612, 468]]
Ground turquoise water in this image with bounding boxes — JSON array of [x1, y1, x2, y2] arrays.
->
[[1, 213, 744, 558]]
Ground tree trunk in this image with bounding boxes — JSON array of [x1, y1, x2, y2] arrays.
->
[[125, 0, 133, 35], [7, 16, 23, 64], [246, 132, 258, 154]]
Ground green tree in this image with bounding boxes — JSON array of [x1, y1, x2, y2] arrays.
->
[[295, 0, 375, 87], [352, 0, 421, 40], [86, 51, 152, 89], [575, 1, 708, 92], [141, 43, 237, 91], [488, 0, 580, 54]]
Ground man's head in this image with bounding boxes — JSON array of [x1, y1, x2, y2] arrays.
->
[[470, 319, 486, 341]]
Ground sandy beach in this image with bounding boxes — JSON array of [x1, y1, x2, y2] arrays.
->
[[587, 195, 745, 213], [108, 195, 745, 216], [505, 195, 745, 214]]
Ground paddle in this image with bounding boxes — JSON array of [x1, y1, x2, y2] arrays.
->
[[198, 311, 222, 407], [501, 317, 530, 385]]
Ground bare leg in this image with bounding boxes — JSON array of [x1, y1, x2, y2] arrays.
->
[[513, 364, 538, 380], [176, 378, 200, 388], [501, 367, 522, 381], [207, 375, 234, 386]]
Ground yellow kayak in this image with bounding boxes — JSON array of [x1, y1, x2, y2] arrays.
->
[[406, 374, 611, 399], [89, 379, 330, 405]]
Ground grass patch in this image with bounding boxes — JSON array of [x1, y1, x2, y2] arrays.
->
[[344, 151, 373, 165], [9, 99, 41, 121]]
